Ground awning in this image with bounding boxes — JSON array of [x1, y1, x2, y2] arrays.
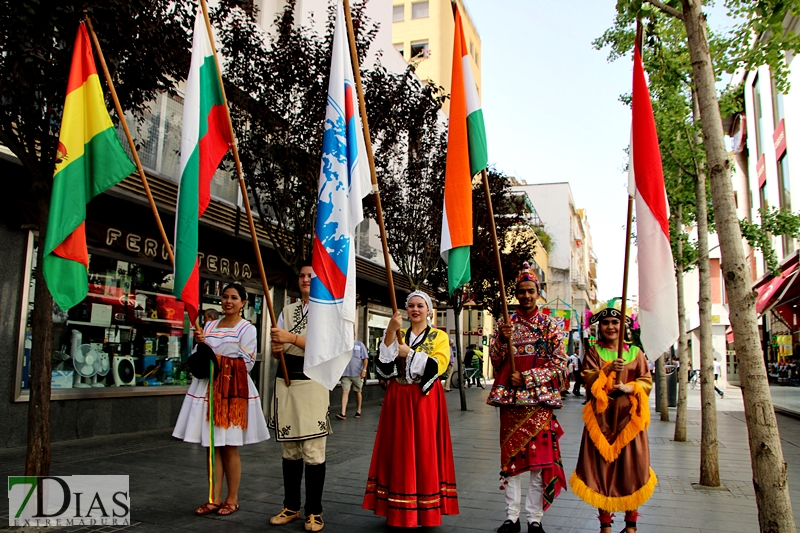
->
[[755, 263, 799, 314], [726, 326, 734, 344]]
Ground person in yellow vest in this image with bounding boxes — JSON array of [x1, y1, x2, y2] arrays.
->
[[268, 264, 331, 532], [570, 300, 657, 533]]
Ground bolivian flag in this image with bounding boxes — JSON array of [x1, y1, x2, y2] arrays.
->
[[43, 22, 136, 311], [441, 7, 488, 295]]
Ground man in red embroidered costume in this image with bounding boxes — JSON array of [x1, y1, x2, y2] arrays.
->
[[570, 301, 656, 533], [487, 262, 568, 533]]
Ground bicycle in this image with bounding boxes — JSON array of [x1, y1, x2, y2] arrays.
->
[[451, 361, 485, 389]]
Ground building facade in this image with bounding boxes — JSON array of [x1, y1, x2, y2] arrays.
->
[[511, 182, 598, 316], [719, 14, 800, 410], [0, 0, 415, 448], [391, 0, 481, 114]]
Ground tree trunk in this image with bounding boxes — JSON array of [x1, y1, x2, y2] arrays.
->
[[681, 1, 794, 529], [657, 354, 669, 421], [692, 88, 720, 486], [674, 203, 689, 441], [25, 194, 53, 476]]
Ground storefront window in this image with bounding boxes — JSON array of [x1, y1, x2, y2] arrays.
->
[[17, 232, 264, 399], [118, 93, 239, 205]]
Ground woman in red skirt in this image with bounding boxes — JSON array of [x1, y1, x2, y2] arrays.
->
[[363, 290, 459, 527]]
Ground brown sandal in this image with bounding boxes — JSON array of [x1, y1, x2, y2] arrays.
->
[[217, 502, 239, 516], [195, 502, 220, 515]]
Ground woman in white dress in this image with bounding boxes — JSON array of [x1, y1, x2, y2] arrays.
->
[[173, 283, 269, 516]]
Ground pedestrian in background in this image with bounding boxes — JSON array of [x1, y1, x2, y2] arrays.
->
[[569, 353, 584, 397], [337, 337, 369, 419], [202, 308, 219, 326], [713, 353, 724, 398], [471, 344, 484, 388]]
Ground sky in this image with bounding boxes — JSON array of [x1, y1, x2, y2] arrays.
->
[[466, 1, 730, 303]]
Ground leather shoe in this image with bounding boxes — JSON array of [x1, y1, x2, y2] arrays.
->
[[528, 521, 546, 533], [498, 519, 520, 533]]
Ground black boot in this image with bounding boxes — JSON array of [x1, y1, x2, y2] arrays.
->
[[304, 462, 326, 516], [282, 458, 304, 512]]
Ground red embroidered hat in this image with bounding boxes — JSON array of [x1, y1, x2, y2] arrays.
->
[[516, 262, 540, 289]]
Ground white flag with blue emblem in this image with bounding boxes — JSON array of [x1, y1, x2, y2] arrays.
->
[[304, 0, 371, 390]]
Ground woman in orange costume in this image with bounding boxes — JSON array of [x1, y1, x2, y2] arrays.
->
[[570, 301, 657, 533]]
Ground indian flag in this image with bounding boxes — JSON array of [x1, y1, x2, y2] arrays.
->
[[173, 8, 231, 323], [441, 7, 488, 295], [43, 22, 136, 311]]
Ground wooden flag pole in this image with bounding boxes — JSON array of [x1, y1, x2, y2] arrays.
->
[[198, 0, 289, 385], [480, 169, 515, 373], [616, 195, 634, 369], [612, 195, 635, 433], [342, 0, 400, 317], [86, 13, 215, 499], [84, 14, 174, 266], [612, 20, 642, 434]]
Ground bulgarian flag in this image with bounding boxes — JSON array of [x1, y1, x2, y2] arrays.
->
[[629, 38, 679, 357], [441, 7, 488, 295], [173, 8, 231, 323], [43, 22, 136, 311]]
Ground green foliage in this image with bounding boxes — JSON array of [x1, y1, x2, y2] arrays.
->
[[470, 168, 540, 318], [362, 60, 449, 291], [534, 226, 553, 254], [215, 0, 379, 275], [722, 0, 800, 94], [0, 0, 195, 198], [596, 9, 712, 273], [740, 207, 800, 273], [600, 0, 800, 281], [427, 168, 540, 317]]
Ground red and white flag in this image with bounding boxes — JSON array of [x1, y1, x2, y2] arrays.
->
[[629, 42, 679, 357]]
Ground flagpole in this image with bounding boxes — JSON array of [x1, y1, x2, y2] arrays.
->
[[83, 14, 174, 267], [480, 169, 515, 373], [616, 21, 643, 370], [612, 21, 642, 433], [198, 0, 289, 386], [617, 196, 634, 368], [342, 0, 400, 317]]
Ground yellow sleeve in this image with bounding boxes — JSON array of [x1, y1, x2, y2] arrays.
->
[[429, 330, 450, 375]]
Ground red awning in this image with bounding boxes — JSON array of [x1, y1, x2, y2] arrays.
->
[[755, 263, 798, 314], [726, 326, 734, 344]]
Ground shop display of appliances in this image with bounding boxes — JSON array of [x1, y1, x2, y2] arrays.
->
[[72, 343, 110, 388], [113, 356, 136, 386]]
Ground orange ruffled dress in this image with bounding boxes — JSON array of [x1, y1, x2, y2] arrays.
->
[[570, 344, 657, 511]]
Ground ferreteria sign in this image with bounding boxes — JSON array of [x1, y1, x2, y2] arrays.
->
[[85, 221, 254, 280], [8, 476, 130, 527]]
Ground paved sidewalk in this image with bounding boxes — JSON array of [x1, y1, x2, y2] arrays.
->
[[1, 386, 800, 532]]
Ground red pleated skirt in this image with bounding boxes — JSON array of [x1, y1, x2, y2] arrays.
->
[[363, 379, 459, 527]]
